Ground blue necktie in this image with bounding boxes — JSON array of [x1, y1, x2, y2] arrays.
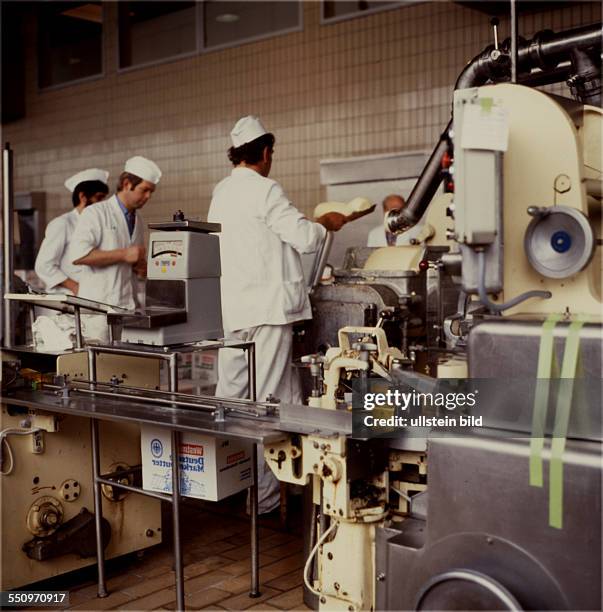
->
[[126, 211, 135, 237]]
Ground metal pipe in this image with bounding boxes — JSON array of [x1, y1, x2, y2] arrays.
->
[[171, 429, 185, 610], [168, 353, 178, 394], [248, 343, 257, 402], [74, 306, 83, 349], [249, 443, 260, 597], [96, 476, 172, 502], [87, 349, 97, 392], [387, 122, 452, 232], [55, 379, 277, 412], [3, 143, 14, 348], [387, 23, 602, 235], [510, 0, 518, 83], [90, 419, 108, 597]]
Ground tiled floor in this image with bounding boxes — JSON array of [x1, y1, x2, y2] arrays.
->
[[30, 493, 311, 611]]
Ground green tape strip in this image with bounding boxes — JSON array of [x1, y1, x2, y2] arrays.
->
[[480, 97, 494, 113], [529, 314, 561, 487], [549, 319, 585, 529]]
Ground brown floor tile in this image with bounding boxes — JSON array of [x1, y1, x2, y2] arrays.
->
[[184, 570, 232, 594], [121, 572, 176, 598], [219, 587, 281, 611], [183, 556, 232, 579], [117, 587, 177, 611], [245, 605, 280, 611], [68, 584, 101, 606], [69, 590, 133, 610], [266, 587, 304, 610], [264, 569, 303, 592], [212, 572, 255, 595], [260, 541, 303, 561], [186, 587, 231, 609], [261, 555, 304, 581]]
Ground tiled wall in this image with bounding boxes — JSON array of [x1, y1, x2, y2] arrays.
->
[[3, 1, 601, 227]]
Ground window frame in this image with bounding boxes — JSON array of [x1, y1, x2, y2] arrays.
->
[[116, 1, 201, 74], [199, 0, 303, 55], [37, 2, 106, 92], [319, 0, 412, 26]]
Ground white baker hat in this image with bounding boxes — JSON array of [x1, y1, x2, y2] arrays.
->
[[124, 156, 162, 184], [230, 116, 268, 148], [64, 168, 109, 193]]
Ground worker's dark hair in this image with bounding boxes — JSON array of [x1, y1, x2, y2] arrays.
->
[[71, 180, 109, 206], [228, 133, 275, 166], [116, 172, 143, 192]]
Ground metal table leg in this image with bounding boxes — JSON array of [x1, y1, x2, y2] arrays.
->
[[168, 354, 185, 610], [171, 429, 185, 610], [74, 306, 83, 349], [90, 418, 107, 598], [249, 443, 260, 597]]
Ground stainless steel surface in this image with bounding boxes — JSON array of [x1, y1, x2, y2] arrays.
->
[[278, 403, 353, 436], [3, 143, 14, 348], [4, 293, 128, 314], [148, 220, 221, 233], [108, 307, 187, 329], [376, 434, 602, 610], [4, 389, 287, 443], [467, 318, 602, 440], [524, 206, 595, 279]]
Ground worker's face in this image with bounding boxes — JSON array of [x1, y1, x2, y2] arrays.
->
[[122, 179, 156, 209], [383, 196, 405, 214]]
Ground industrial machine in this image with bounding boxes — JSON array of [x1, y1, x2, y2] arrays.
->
[[116, 217, 223, 346], [1, 16, 601, 612]]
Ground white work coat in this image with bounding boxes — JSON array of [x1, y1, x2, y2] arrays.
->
[[208, 167, 326, 332], [67, 195, 144, 310], [35, 209, 82, 293]]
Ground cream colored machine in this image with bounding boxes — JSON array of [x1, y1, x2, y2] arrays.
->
[[0, 351, 162, 590], [264, 66, 602, 612]]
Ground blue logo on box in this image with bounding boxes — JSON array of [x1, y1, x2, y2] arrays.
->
[[151, 438, 163, 458]]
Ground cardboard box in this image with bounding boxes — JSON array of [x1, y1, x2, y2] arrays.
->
[[141, 425, 253, 501], [193, 350, 218, 384]]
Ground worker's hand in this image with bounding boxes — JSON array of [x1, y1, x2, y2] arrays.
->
[[133, 259, 147, 279], [316, 212, 347, 232], [61, 279, 79, 295], [123, 245, 146, 264]]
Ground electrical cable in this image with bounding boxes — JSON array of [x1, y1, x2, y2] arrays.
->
[[0, 428, 43, 476], [477, 250, 551, 313], [303, 519, 338, 597]]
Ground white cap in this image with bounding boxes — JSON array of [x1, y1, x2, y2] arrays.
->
[[230, 116, 268, 148], [64, 168, 109, 193], [124, 156, 162, 184]]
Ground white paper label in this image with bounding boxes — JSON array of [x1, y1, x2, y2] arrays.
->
[[460, 99, 509, 152]]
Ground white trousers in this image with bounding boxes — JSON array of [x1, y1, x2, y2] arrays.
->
[[216, 324, 302, 513]]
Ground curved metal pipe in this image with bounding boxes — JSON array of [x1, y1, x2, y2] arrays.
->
[[386, 22, 602, 235]]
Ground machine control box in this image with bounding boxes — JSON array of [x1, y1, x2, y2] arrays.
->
[[148, 231, 221, 280]]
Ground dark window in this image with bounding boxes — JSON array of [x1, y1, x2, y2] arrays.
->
[[38, 2, 103, 89], [118, 1, 197, 69], [203, 1, 301, 51], [322, 1, 405, 23]]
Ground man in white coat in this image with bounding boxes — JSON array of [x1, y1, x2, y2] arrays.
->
[[35, 169, 109, 295], [208, 116, 346, 513], [68, 156, 161, 315]]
